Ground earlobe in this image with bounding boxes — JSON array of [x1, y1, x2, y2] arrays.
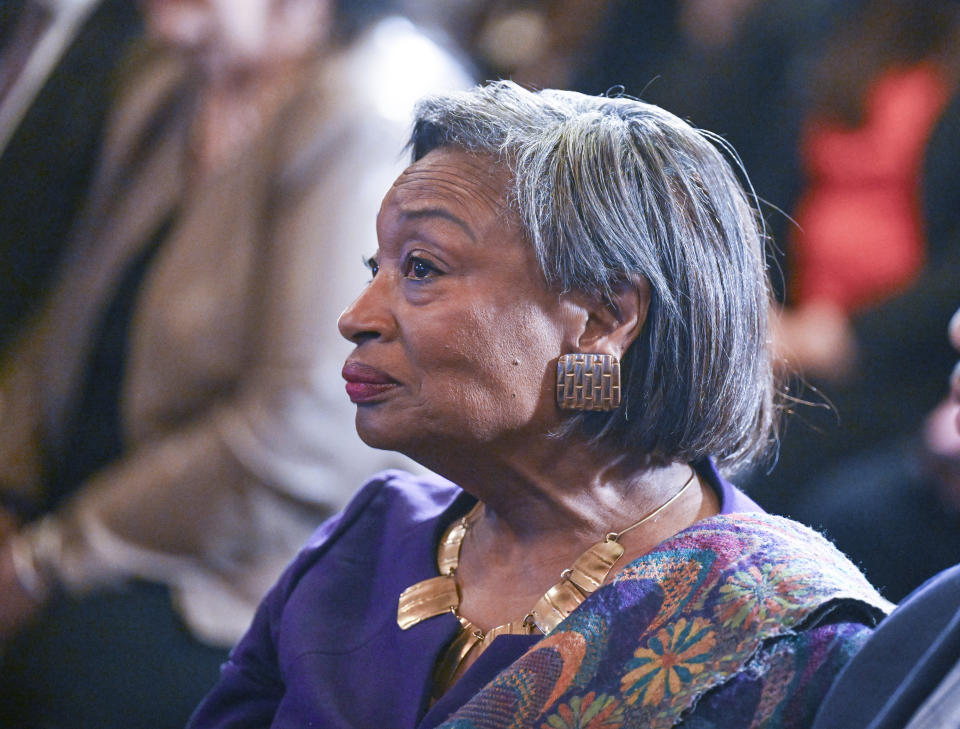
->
[[576, 276, 650, 358], [555, 277, 649, 413]]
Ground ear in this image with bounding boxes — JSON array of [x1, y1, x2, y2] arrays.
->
[[574, 276, 650, 359]]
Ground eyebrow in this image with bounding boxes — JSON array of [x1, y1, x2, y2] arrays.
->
[[400, 208, 477, 243]]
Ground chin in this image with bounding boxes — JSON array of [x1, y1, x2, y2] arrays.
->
[[355, 413, 455, 472], [354, 411, 408, 453]]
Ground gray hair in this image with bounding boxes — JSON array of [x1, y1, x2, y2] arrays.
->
[[410, 81, 778, 471]]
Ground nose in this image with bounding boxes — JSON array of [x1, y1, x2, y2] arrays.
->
[[338, 274, 393, 345]]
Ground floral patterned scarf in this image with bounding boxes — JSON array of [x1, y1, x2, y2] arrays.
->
[[436, 513, 891, 729]]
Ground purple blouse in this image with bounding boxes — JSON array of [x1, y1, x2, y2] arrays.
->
[[188, 461, 880, 729]]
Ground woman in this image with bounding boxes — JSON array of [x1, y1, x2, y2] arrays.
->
[[190, 82, 888, 729], [0, 1, 466, 727]]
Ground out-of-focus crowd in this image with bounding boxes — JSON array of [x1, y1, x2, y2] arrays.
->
[[0, 1, 957, 727]]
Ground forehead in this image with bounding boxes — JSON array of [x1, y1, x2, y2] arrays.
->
[[382, 148, 513, 226]]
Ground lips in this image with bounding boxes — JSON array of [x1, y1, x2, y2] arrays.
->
[[342, 361, 399, 403]]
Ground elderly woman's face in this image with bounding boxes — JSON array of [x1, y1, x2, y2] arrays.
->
[[338, 149, 579, 461]]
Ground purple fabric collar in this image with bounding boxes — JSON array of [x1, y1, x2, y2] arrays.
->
[[696, 456, 764, 515]]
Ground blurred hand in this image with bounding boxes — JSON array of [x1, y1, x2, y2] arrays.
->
[[921, 307, 960, 509], [772, 301, 857, 382], [923, 399, 960, 509], [0, 539, 47, 640]]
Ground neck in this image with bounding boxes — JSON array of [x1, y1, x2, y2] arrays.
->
[[430, 434, 711, 555], [437, 435, 719, 633]]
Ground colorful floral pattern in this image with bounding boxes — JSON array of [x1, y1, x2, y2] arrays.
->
[[436, 513, 891, 729], [621, 617, 717, 706], [715, 562, 815, 632], [541, 692, 624, 729]]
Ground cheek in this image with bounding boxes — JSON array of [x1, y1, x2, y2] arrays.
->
[[414, 304, 561, 427]]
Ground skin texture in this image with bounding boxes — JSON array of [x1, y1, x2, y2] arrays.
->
[[340, 150, 580, 463], [339, 148, 720, 654]]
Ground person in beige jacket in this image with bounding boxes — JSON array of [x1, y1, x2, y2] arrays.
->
[[0, 0, 469, 726]]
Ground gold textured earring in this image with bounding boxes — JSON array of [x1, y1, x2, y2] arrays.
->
[[556, 353, 621, 411]]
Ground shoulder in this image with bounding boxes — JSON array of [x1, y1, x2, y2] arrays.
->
[[598, 513, 889, 723], [270, 470, 463, 603], [686, 619, 875, 728], [107, 43, 192, 160], [626, 512, 892, 628], [812, 564, 960, 729], [241, 469, 463, 650], [296, 469, 463, 566], [443, 513, 889, 729]]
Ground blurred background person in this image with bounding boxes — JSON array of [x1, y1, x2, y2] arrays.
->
[[763, 0, 960, 514], [0, 0, 143, 352], [0, 0, 469, 727], [809, 306, 960, 729], [787, 89, 960, 601]]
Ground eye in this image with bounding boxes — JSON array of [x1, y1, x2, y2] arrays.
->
[[363, 255, 379, 278], [403, 255, 440, 280]]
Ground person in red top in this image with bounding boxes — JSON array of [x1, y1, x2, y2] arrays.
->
[[791, 64, 949, 314], [774, 0, 959, 380]]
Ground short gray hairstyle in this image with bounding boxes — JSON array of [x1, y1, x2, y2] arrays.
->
[[410, 81, 778, 471]]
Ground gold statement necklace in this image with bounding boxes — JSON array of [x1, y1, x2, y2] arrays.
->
[[396, 468, 699, 696]]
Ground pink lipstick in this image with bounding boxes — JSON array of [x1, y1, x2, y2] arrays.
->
[[342, 361, 398, 403]]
